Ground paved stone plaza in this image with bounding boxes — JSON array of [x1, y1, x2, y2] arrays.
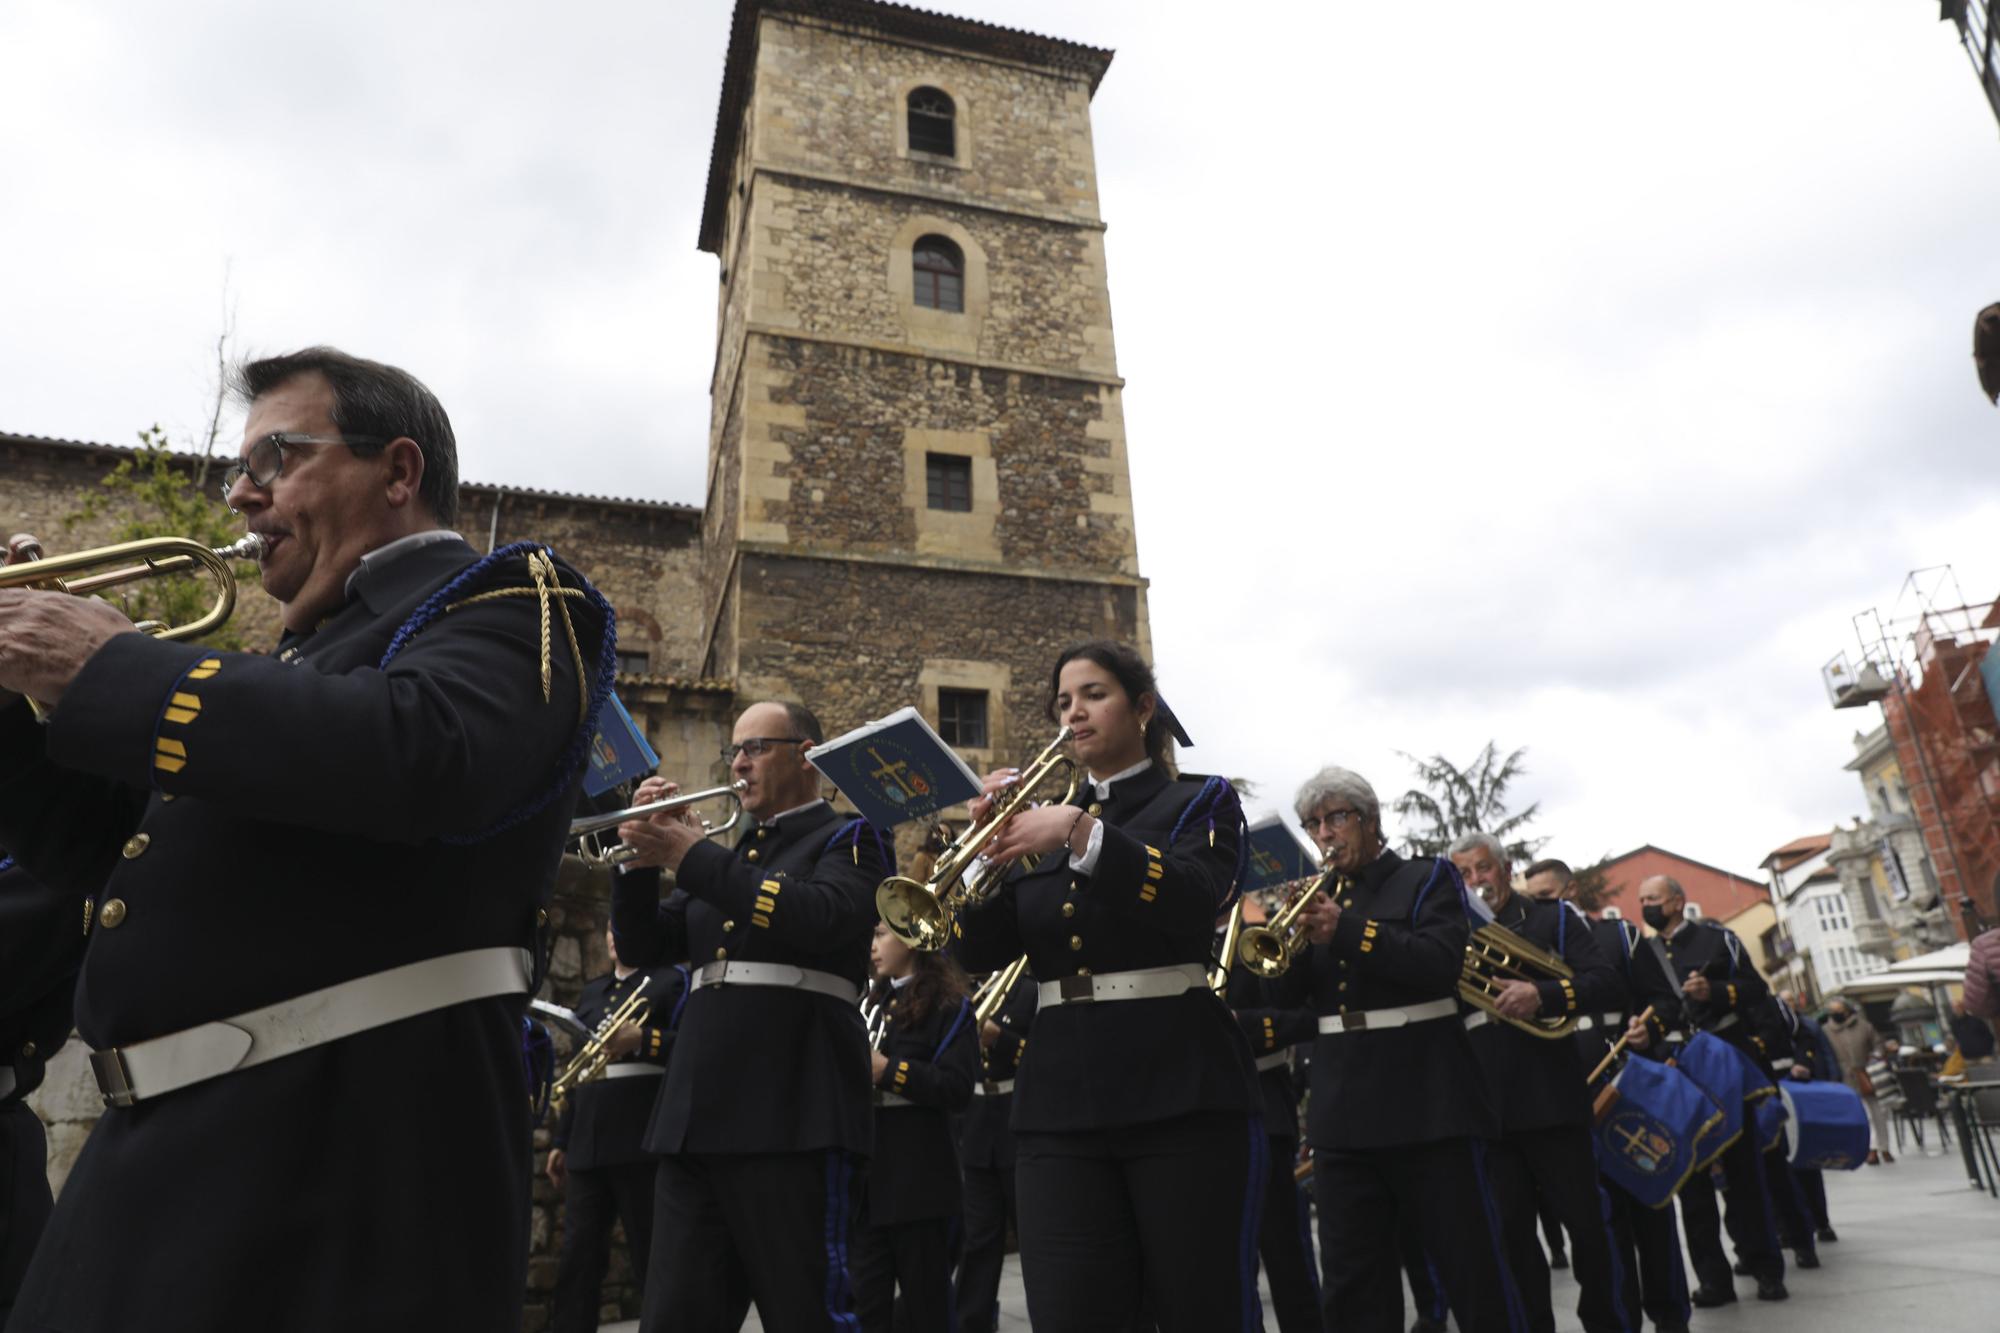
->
[[605, 1145, 2000, 1331]]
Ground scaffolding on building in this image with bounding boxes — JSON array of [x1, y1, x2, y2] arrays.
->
[[1940, 0, 2000, 135], [1828, 565, 2000, 941]]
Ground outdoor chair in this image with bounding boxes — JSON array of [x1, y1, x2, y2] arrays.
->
[[1891, 1068, 1954, 1156]]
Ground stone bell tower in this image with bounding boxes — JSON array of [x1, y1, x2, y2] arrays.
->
[[695, 0, 1148, 767]]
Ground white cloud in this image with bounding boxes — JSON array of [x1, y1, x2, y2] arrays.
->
[[3, 1, 1997, 875]]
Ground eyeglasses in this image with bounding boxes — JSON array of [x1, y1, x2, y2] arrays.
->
[[720, 737, 808, 763], [218, 432, 386, 503], [1300, 808, 1364, 834]]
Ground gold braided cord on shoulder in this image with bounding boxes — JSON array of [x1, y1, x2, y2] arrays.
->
[[441, 549, 592, 727]]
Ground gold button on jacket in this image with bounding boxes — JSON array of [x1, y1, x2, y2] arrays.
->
[[98, 899, 129, 929], [121, 833, 150, 859]]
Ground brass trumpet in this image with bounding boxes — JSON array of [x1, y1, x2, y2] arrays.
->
[[1459, 920, 1578, 1039], [0, 533, 265, 641], [567, 780, 749, 869], [876, 727, 1080, 952], [972, 955, 1030, 1027], [549, 977, 652, 1118], [1210, 897, 1246, 996], [1235, 864, 1348, 980]]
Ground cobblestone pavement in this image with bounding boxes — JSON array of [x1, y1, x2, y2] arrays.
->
[[605, 1145, 2000, 1331]]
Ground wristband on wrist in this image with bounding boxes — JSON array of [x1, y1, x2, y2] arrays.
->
[[1066, 807, 1087, 854]]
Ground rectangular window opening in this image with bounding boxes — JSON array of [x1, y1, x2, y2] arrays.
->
[[926, 452, 973, 512], [615, 650, 651, 677], [937, 687, 989, 749]]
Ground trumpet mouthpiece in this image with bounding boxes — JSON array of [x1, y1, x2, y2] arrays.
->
[[223, 534, 267, 560]]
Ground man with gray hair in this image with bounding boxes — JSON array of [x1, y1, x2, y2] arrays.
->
[[1273, 766, 1521, 1333]]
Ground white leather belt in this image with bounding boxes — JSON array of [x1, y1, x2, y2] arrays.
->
[[1038, 963, 1208, 1008], [1575, 1011, 1624, 1032], [1318, 997, 1456, 1035], [1662, 1030, 1688, 1044], [975, 1078, 1015, 1096], [875, 1090, 913, 1108], [603, 1061, 663, 1079], [1255, 1052, 1290, 1072], [1771, 1057, 1796, 1072], [689, 960, 859, 1002], [0, 1068, 15, 1101], [1708, 1013, 1740, 1032], [90, 946, 532, 1109]]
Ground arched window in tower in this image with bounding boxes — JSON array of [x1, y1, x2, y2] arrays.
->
[[912, 236, 965, 312], [907, 87, 956, 156]]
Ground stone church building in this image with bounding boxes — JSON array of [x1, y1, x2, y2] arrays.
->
[[5, 2, 1146, 1325]]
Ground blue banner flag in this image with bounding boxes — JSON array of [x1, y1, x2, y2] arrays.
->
[[582, 693, 660, 798], [1243, 815, 1317, 894], [1595, 1057, 1724, 1208], [808, 706, 983, 829], [1674, 1033, 1749, 1168]]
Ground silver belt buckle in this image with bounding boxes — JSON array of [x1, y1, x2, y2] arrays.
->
[[90, 1048, 138, 1108], [699, 960, 730, 988], [1343, 1011, 1371, 1032], [1058, 975, 1096, 1003]]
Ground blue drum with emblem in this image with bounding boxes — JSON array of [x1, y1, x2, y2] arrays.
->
[[1779, 1080, 1870, 1170]]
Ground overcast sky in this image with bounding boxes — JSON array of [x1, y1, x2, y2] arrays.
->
[[5, 2, 1998, 880]]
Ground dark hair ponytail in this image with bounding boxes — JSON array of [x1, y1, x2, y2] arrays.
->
[[1045, 639, 1172, 767]]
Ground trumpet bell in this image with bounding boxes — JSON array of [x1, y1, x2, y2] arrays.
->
[[1237, 926, 1291, 979], [876, 874, 953, 952]]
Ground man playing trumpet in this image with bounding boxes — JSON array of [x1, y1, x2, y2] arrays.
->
[[609, 700, 888, 1333], [1282, 767, 1521, 1333], [0, 347, 615, 1332]]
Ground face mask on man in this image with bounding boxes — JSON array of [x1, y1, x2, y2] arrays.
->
[[1641, 903, 1670, 932]]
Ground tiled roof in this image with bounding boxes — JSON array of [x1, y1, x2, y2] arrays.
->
[[2, 431, 699, 517]]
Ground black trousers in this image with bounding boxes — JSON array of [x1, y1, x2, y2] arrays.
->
[[1014, 1110, 1265, 1333], [553, 1159, 657, 1333], [1315, 1137, 1525, 1333], [1679, 1133, 1781, 1290], [0, 1104, 52, 1324], [1760, 1138, 1817, 1255], [1259, 1137, 1320, 1333], [1398, 1218, 1449, 1328], [854, 1217, 955, 1333], [1794, 1166, 1829, 1231], [644, 1149, 860, 1333], [954, 1162, 1014, 1333], [1483, 1125, 1625, 1333], [1602, 1179, 1690, 1331], [1537, 1187, 1567, 1261]]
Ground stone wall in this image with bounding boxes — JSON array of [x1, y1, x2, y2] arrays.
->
[[753, 12, 1104, 224], [754, 334, 1136, 573], [748, 175, 1115, 375], [1, 435, 709, 677], [734, 549, 1146, 763]]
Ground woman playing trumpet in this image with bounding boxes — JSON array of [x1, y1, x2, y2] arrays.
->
[[952, 640, 1261, 1333]]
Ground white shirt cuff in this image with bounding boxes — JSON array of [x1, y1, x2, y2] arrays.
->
[[1067, 818, 1104, 874]]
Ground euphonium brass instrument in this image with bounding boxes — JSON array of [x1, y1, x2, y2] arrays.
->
[[567, 780, 749, 869], [1459, 918, 1579, 1039], [972, 955, 1030, 1027], [0, 533, 265, 641], [1235, 864, 1348, 980], [875, 727, 1080, 952], [549, 977, 652, 1118]]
